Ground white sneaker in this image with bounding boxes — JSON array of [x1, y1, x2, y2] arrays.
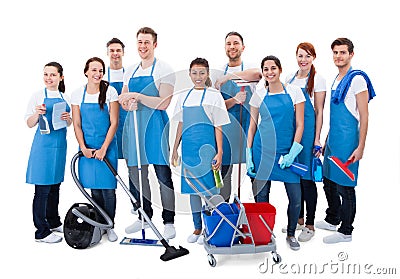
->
[[298, 227, 315, 242], [35, 233, 62, 244], [130, 208, 138, 215], [125, 220, 150, 234], [282, 223, 304, 233], [315, 220, 337, 231], [107, 229, 118, 242], [163, 224, 176, 240], [51, 225, 63, 233], [187, 233, 200, 243], [323, 232, 352, 244], [197, 235, 204, 245]]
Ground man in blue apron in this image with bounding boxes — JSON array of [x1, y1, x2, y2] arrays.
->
[[214, 31, 260, 202], [119, 27, 176, 240], [316, 38, 376, 244]]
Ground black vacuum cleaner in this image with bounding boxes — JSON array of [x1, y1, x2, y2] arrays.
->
[[66, 151, 189, 261], [64, 152, 114, 249]]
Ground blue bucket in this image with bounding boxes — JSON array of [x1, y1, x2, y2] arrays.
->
[[202, 203, 240, 247]]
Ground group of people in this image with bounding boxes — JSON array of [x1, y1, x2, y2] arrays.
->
[[25, 27, 375, 252]]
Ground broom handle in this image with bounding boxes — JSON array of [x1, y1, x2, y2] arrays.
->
[[237, 86, 245, 199]]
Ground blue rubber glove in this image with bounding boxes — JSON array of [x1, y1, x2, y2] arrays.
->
[[246, 147, 256, 178], [279, 142, 303, 169]]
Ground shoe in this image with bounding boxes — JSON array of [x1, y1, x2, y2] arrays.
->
[[51, 225, 63, 233], [125, 220, 150, 234], [286, 236, 300, 251], [197, 235, 204, 245], [107, 229, 118, 242], [315, 220, 337, 231], [131, 208, 138, 215], [187, 233, 201, 243], [323, 232, 352, 244], [298, 227, 315, 242], [35, 233, 62, 244], [282, 223, 304, 233], [163, 224, 176, 240]]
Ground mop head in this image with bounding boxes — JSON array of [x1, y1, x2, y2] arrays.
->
[[120, 237, 163, 247]]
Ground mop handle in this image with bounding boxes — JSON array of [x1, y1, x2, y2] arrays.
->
[[237, 86, 245, 199], [133, 110, 145, 233]]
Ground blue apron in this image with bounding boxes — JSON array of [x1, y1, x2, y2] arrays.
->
[[220, 63, 251, 165], [122, 59, 170, 166], [323, 77, 359, 186], [26, 89, 70, 185], [108, 67, 126, 159], [181, 88, 218, 195], [288, 73, 315, 180], [78, 87, 118, 189], [253, 85, 300, 183]]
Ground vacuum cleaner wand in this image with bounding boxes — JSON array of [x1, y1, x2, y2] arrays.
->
[[103, 157, 189, 261], [328, 156, 355, 181]]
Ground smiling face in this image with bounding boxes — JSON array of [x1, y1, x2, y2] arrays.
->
[[296, 48, 314, 72], [107, 43, 124, 66], [262, 59, 281, 84], [189, 64, 209, 89], [137, 33, 157, 60], [225, 34, 244, 63], [43, 66, 62, 91], [85, 61, 104, 86], [332, 44, 353, 69]]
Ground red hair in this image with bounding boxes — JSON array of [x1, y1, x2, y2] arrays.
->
[[296, 42, 316, 97]]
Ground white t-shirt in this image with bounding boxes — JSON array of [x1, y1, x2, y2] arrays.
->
[[71, 85, 118, 110], [25, 89, 71, 122], [285, 72, 326, 105], [106, 68, 124, 83], [331, 75, 367, 121], [211, 61, 258, 94], [123, 58, 175, 90], [250, 82, 305, 108], [173, 87, 230, 127]]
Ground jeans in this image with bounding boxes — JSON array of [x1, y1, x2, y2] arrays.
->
[[252, 180, 301, 236], [299, 179, 318, 226], [91, 189, 116, 226], [33, 184, 62, 239], [190, 194, 211, 230], [220, 165, 233, 202], [323, 177, 356, 235], [128, 164, 175, 224]]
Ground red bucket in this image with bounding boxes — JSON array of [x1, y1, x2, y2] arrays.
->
[[240, 202, 276, 245]]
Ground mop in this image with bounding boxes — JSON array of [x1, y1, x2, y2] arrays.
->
[[328, 156, 355, 181]]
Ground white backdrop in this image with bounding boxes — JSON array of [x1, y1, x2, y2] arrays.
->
[[1, 0, 399, 278]]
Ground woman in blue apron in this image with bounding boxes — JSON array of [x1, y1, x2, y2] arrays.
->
[[71, 57, 119, 242], [171, 58, 230, 244], [317, 38, 375, 244], [246, 56, 305, 250], [25, 62, 71, 243], [285, 42, 326, 242]]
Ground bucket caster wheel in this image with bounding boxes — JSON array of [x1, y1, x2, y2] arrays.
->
[[272, 252, 282, 264], [207, 254, 216, 267]]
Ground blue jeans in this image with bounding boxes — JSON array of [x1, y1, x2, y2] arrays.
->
[[91, 189, 116, 226], [252, 180, 301, 236], [33, 184, 62, 239], [322, 177, 356, 235], [190, 195, 210, 230], [299, 179, 318, 226], [128, 164, 175, 224]]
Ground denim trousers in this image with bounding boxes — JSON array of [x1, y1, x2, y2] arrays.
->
[[91, 189, 116, 226], [33, 184, 62, 239], [299, 179, 318, 226], [252, 180, 301, 236], [190, 194, 211, 230], [323, 177, 356, 235], [128, 164, 175, 224]]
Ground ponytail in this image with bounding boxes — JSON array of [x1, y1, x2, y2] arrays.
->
[[306, 64, 316, 98]]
